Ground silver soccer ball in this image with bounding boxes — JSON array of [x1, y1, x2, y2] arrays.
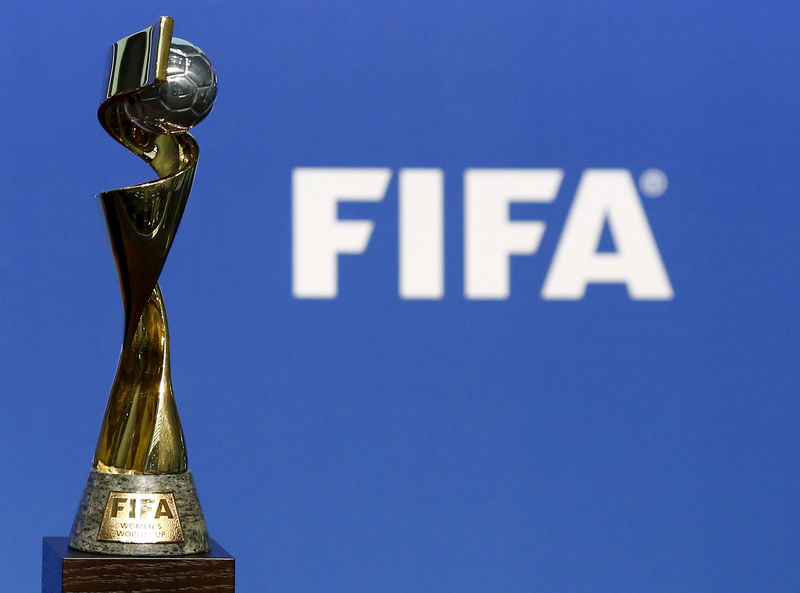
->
[[125, 38, 217, 134]]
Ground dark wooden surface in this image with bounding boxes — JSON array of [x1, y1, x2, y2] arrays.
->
[[42, 537, 235, 593]]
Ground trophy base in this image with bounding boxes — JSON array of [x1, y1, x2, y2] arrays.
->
[[69, 469, 210, 556], [42, 537, 234, 593]]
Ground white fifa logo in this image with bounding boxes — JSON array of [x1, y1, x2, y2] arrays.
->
[[292, 168, 673, 300]]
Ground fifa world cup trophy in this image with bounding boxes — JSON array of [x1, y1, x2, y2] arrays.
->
[[68, 16, 217, 556]]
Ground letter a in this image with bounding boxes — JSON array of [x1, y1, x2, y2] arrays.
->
[[154, 499, 174, 519], [542, 169, 673, 300]]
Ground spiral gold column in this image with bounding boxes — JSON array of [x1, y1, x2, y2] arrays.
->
[[93, 100, 197, 476]]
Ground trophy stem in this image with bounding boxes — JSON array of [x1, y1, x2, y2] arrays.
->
[[94, 283, 188, 475]]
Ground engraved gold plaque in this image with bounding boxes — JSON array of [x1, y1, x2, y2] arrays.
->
[[98, 492, 184, 544]]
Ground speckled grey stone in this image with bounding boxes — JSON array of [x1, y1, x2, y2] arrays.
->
[[69, 470, 210, 556]]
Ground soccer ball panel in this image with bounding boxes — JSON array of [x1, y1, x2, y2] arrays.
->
[[124, 38, 217, 134]]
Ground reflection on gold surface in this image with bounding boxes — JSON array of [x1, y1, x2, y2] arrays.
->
[[93, 17, 196, 475], [94, 286, 187, 474]]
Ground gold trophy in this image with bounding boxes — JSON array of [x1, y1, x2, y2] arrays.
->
[[69, 16, 217, 556]]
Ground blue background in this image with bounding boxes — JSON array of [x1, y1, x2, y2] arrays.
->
[[2, 1, 799, 591]]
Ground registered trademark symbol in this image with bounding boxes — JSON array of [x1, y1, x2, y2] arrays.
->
[[638, 168, 668, 198]]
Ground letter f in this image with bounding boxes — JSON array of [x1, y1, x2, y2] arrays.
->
[[293, 168, 391, 298]]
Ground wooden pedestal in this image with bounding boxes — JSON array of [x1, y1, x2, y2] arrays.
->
[[42, 537, 235, 593]]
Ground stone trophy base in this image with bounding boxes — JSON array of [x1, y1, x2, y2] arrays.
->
[[70, 469, 210, 556], [42, 537, 234, 593]]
